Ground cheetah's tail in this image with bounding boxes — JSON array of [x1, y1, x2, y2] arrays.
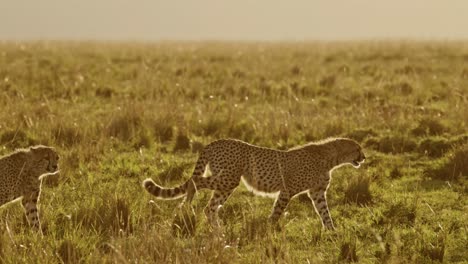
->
[[142, 178, 189, 200], [142, 154, 208, 200]]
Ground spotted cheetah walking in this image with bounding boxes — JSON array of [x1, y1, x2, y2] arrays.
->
[[143, 138, 365, 230], [0, 145, 59, 231]]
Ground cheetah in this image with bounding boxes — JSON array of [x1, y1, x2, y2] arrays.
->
[[143, 138, 365, 230], [0, 145, 59, 231]]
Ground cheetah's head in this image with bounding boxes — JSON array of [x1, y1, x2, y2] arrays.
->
[[338, 139, 366, 168], [30, 145, 60, 175]]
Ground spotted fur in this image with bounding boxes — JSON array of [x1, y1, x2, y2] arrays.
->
[[0, 145, 59, 231], [143, 138, 365, 229]]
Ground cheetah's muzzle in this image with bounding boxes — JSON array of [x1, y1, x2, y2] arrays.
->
[[352, 153, 366, 167]]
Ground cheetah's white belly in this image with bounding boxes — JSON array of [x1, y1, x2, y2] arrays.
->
[[241, 176, 280, 199]]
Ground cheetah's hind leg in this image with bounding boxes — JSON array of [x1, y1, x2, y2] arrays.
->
[[21, 189, 43, 234], [204, 189, 234, 229]]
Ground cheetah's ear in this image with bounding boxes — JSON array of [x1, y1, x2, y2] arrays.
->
[[30, 146, 45, 155], [30, 146, 40, 151]]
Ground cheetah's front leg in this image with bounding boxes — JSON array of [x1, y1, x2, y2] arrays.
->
[[21, 189, 42, 232], [308, 190, 335, 230]]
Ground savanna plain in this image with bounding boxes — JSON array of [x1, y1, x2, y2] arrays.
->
[[0, 41, 467, 263]]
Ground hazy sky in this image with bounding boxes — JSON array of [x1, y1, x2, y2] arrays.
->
[[1, 0, 468, 41]]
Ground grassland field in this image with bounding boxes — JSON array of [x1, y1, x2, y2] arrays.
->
[[0, 41, 467, 263]]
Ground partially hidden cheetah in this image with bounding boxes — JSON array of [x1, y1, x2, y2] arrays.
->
[[143, 138, 365, 230], [0, 145, 59, 231]]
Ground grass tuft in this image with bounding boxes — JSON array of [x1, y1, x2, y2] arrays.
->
[[72, 197, 133, 235], [318, 75, 336, 88], [106, 109, 142, 141], [57, 240, 82, 264], [110, 198, 133, 234], [0, 129, 37, 149], [172, 131, 191, 152], [426, 143, 468, 181], [419, 234, 446, 263], [339, 239, 359, 262], [411, 118, 446, 136], [418, 136, 452, 157], [380, 199, 417, 227], [239, 216, 269, 245], [344, 174, 373, 205], [228, 120, 256, 142], [172, 207, 197, 237], [153, 119, 174, 143], [157, 161, 191, 183], [133, 129, 153, 149], [385, 81, 413, 95], [345, 128, 377, 142], [366, 135, 417, 154], [290, 65, 301, 75], [389, 166, 402, 179], [95, 87, 115, 98], [52, 123, 83, 147], [191, 141, 205, 153], [202, 117, 227, 137]]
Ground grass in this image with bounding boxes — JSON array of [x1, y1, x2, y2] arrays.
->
[[0, 41, 467, 263]]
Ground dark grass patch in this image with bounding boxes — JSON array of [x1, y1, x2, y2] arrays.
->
[[57, 240, 83, 264], [376, 199, 417, 227], [172, 131, 191, 153], [157, 161, 192, 183], [52, 124, 83, 147], [418, 134, 467, 158], [61, 149, 81, 171], [384, 81, 413, 95], [365, 135, 417, 154], [339, 239, 359, 262], [228, 120, 256, 142], [133, 129, 153, 149], [395, 65, 424, 75], [389, 166, 402, 179], [202, 117, 228, 137], [106, 110, 142, 142], [0, 129, 37, 149], [0, 226, 5, 260], [191, 140, 205, 153], [345, 128, 377, 142], [425, 143, 468, 181], [290, 65, 301, 75], [318, 75, 336, 88], [420, 243, 445, 263], [153, 120, 174, 143], [323, 122, 344, 138], [411, 118, 446, 136], [72, 197, 133, 235], [419, 234, 445, 263], [418, 137, 452, 158], [110, 198, 133, 234], [264, 241, 288, 263], [95, 87, 115, 98], [344, 174, 373, 205]]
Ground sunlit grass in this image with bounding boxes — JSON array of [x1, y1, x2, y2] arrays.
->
[[0, 41, 467, 263]]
